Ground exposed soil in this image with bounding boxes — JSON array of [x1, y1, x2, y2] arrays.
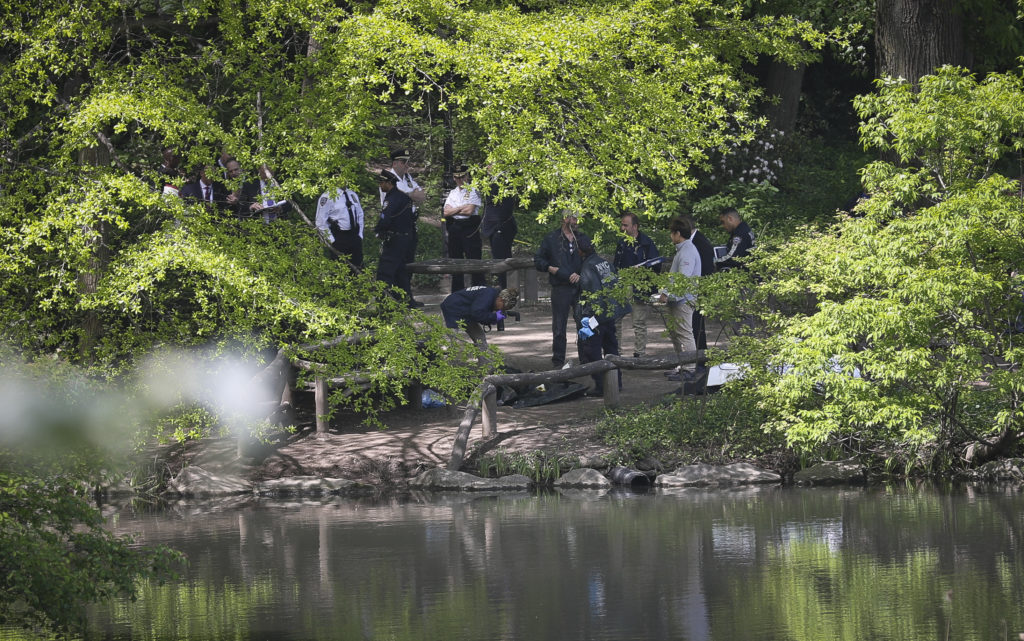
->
[[177, 281, 730, 485]]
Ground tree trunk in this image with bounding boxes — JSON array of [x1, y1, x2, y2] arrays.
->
[[763, 60, 804, 136], [76, 144, 109, 362], [875, 0, 966, 85]]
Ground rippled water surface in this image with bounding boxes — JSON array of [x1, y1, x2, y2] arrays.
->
[[76, 484, 1024, 640]]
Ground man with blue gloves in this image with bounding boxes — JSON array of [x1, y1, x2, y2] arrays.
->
[[440, 286, 519, 348]]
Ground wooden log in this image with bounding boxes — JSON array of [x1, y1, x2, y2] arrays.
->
[[480, 386, 498, 438], [405, 257, 534, 275]]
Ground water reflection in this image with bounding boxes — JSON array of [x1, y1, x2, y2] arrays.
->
[[74, 484, 1024, 640]]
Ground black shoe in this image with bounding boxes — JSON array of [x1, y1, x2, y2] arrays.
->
[[633, 352, 643, 358], [584, 387, 604, 397], [409, 298, 425, 308], [552, 359, 565, 369]]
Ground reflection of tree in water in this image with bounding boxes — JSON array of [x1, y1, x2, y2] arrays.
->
[[90, 488, 1024, 640]]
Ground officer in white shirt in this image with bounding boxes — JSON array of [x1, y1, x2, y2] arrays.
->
[[379, 150, 426, 211], [316, 186, 365, 269], [442, 165, 485, 291]]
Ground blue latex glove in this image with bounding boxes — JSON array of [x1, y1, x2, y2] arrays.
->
[[496, 311, 506, 321], [578, 325, 594, 339]]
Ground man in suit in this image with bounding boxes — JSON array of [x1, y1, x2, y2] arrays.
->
[[231, 164, 293, 223], [179, 166, 228, 211]]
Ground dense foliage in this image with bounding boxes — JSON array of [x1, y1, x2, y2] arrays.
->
[[704, 67, 1024, 472], [0, 1, 840, 633]]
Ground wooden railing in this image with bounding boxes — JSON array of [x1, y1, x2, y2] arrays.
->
[[405, 257, 538, 302], [446, 351, 706, 470]]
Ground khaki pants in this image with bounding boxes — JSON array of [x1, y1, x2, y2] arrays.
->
[[666, 300, 696, 372], [617, 300, 652, 357]]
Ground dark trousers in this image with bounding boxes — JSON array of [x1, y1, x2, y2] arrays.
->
[[550, 284, 579, 365], [330, 230, 363, 269], [377, 232, 415, 301], [577, 323, 621, 392], [399, 229, 418, 300], [446, 218, 484, 291], [488, 221, 516, 289], [693, 308, 707, 350]]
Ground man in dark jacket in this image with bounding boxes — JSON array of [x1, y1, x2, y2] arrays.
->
[[534, 211, 590, 368], [441, 286, 518, 348], [375, 171, 417, 306], [577, 241, 630, 395], [179, 166, 228, 211], [684, 215, 715, 350], [715, 207, 756, 271], [613, 213, 661, 357]]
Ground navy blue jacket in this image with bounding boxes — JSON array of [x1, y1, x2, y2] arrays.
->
[[613, 231, 661, 271], [578, 253, 631, 324], [441, 286, 501, 329], [716, 220, 755, 271], [375, 188, 414, 235]]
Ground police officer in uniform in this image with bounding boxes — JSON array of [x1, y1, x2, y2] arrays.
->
[[316, 185, 365, 268], [443, 165, 485, 291], [375, 171, 417, 305], [380, 150, 426, 306], [715, 207, 756, 271]]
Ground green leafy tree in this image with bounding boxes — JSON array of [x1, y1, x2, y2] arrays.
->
[[713, 66, 1024, 470], [0, 0, 834, 413]]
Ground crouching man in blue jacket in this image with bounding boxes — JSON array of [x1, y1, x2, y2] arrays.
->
[[440, 286, 519, 349]]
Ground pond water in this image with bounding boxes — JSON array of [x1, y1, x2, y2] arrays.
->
[[77, 484, 1024, 640]]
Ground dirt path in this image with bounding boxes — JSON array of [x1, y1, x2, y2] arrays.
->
[[246, 285, 727, 480]]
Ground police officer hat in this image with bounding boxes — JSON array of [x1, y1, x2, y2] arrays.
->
[[391, 150, 411, 161], [377, 170, 397, 184], [453, 164, 470, 177]]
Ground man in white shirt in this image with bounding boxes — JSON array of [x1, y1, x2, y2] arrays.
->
[[659, 216, 701, 379], [442, 165, 484, 291], [379, 150, 426, 210], [316, 185, 365, 269]]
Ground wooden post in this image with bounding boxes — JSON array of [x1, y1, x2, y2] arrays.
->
[[481, 386, 498, 438], [314, 376, 328, 435], [523, 268, 538, 304], [448, 383, 490, 470], [602, 369, 620, 409]]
